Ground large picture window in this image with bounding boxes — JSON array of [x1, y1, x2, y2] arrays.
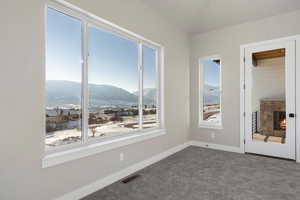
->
[[199, 57, 222, 128], [45, 4, 163, 151]]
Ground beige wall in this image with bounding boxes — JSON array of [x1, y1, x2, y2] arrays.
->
[[190, 9, 300, 147], [252, 58, 285, 130], [252, 58, 285, 111], [0, 0, 189, 199]]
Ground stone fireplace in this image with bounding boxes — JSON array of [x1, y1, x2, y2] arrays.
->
[[260, 99, 286, 137]]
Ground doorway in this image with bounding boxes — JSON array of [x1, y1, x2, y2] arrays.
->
[[241, 38, 297, 160]]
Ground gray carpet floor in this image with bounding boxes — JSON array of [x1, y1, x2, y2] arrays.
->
[[82, 146, 300, 200]]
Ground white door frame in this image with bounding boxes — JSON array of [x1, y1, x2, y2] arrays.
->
[[240, 35, 300, 162]]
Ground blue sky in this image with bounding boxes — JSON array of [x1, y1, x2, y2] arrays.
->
[[201, 60, 220, 87], [46, 8, 156, 93]]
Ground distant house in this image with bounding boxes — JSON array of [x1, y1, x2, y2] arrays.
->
[[46, 108, 81, 132]]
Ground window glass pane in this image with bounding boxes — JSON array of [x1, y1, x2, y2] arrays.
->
[[201, 59, 221, 124], [251, 51, 286, 144], [45, 8, 83, 149], [88, 26, 139, 138], [142, 46, 158, 128]]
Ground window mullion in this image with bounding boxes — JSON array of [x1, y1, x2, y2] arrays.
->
[[82, 21, 89, 143], [199, 63, 204, 123], [155, 49, 160, 128], [138, 43, 143, 130]]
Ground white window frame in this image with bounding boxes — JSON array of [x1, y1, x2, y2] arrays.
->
[[43, 0, 165, 168], [198, 55, 223, 129]]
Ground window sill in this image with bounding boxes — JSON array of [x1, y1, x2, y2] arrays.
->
[[198, 124, 223, 130], [42, 129, 166, 168]]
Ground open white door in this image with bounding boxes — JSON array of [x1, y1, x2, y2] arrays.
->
[[244, 39, 296, 160]]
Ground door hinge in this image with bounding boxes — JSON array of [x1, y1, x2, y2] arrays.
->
[[244, 139, 246, 144], [243, 112, 246, 117], [243, 84, 246, 90], [243, 57, 246, 63]]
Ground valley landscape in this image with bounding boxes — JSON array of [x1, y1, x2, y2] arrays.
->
[[45, 80, 220, 148], [45, 80, 157, 148], [202, 84, 221, 123]]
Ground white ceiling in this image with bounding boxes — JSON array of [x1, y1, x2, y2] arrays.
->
[[142, 0, 300, 34]]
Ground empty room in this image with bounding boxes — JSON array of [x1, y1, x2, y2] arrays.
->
[[2, 0, 300, 199]]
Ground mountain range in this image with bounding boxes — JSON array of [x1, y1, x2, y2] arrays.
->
[[46, 80, 218, 107], [46, 80, 156, 107]]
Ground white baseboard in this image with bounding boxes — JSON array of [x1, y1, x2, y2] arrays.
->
[[56, 142, 190, 200], [189, 141, 244, 154]]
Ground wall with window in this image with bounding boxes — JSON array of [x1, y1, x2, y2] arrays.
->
[[0, 0, 189, 199], [251, 57, 285, 112], [190, 9, 300, 147]]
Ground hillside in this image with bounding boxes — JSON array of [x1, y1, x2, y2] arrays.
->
[[46, 80, 155, 107]]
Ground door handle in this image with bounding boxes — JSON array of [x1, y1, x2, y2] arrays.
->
[[289, 113, 295, 118]]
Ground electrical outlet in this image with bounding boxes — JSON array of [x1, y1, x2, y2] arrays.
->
[[120, 152, 124, 161]]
